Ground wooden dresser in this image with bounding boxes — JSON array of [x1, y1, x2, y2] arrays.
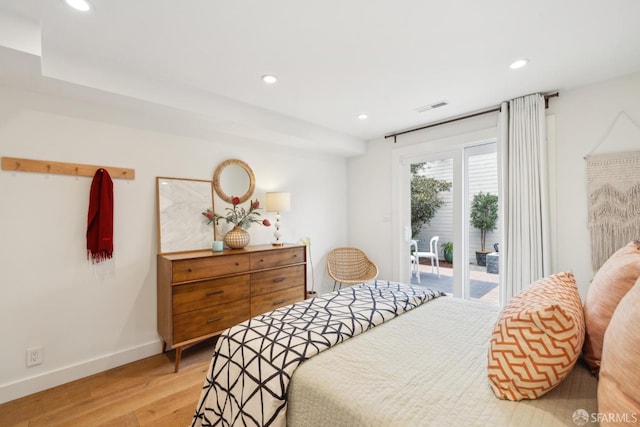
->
[[157, 244, 307, 372]]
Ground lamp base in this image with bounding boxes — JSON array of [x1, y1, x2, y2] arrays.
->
[[272, 242, 284, 247]]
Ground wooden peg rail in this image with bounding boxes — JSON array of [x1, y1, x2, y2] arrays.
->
[[1, 157, 135, 180]]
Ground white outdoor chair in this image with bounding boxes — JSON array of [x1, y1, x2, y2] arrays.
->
[[416, 236, 440, 278]]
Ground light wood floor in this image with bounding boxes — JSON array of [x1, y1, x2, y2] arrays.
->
[[0, 338, 217, 427]]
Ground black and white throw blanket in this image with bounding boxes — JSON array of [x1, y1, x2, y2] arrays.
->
[[191, 280, 444, 427]]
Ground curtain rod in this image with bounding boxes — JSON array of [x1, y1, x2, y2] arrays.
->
[[385, 92, 559, 141]]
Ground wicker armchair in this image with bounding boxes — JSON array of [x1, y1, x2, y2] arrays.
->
[[327, 247, 379, 291]]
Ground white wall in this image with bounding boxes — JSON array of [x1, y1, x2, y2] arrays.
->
[[349, 71, 640, 299], [347, 136, 394, 279], [0, 84, 349, 402], [552, 71, 640, 293], [350, 113, 499, 284]]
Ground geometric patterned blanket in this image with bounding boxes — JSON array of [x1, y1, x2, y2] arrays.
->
[[191, 280, 444, 427]]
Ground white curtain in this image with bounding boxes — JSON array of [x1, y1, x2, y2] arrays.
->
[[498, 93, 551, 305]]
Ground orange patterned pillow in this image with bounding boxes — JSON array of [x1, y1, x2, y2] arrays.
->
[[598, 277, 640, 425], [487, 272, 585, 401], [583, 240, 640, 375]]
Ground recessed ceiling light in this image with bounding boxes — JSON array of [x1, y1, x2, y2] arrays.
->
[[261, 75, 278, 84], [65, 0, 92, 12], [357, 113, 368, 120], [509, 59, 529, 70]]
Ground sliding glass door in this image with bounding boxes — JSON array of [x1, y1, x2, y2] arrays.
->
[[407, 142, 499, 304], [465, 143, 499, 303], [409, 155, 455, 294]]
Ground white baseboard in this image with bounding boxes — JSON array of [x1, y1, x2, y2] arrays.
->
[[0, 340, 162, 404]]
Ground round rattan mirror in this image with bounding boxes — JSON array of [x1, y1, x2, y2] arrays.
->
[[213, 159, 255, 204]]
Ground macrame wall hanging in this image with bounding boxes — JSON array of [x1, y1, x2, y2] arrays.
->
[[585, 111, 640, 270]]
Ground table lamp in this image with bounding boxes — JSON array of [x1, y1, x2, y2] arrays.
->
[[266, 192, 291, 246]]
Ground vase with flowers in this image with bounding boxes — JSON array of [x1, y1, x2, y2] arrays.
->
[[202, 196, 271, 249]]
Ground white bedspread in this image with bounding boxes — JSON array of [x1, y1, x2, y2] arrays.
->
[[191, 281, 443, 427], [287, 296, 598, 427]]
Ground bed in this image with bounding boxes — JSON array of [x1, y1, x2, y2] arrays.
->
[[191, 279, 600, 427], [287, 296, 597, 427]]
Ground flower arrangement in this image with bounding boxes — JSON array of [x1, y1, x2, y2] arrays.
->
[[202, 196, 271, 229]]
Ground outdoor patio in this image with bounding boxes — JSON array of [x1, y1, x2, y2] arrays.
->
[[411, 261, 499, 305]]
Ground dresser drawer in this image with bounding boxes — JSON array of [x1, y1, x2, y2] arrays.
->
[[250, 247, 305, 270], [158, 245, 307, 372], [251, 286, 304, 316], [251, 265, 305, 296], [173, 299, 250, 343], [172, 275, 250, 315], [172, 254, 249, 282]]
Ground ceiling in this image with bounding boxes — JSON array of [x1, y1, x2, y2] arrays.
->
[[1, 0, 639, 151]]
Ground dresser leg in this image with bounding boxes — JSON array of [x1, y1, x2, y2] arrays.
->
[[162, 341, 167, 353], [174, 347, 182, 373]]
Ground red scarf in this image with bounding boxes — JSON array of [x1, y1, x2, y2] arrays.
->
[[87, 168, 114, 263]]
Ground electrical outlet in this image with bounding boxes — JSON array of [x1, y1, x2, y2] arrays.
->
[[26, 346, 43, 367]]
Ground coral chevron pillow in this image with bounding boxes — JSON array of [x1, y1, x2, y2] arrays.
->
[[598, 277, 640, 425], [582, 240, 640, 375], [487, 272, 585, 401]]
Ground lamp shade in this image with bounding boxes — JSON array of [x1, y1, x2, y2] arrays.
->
[[266, 192, 291, 212]]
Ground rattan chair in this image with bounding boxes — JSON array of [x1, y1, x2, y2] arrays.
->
[[327, 247, 379, 291]]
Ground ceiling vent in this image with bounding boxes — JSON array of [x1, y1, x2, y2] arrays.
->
[[414, 100, 449, 113]]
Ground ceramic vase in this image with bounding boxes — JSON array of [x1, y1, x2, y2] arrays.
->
[[224, 225, 250, 249]]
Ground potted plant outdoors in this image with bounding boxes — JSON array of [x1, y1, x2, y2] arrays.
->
[[441, 241, 453, 264], [470, 192, 498, 266]]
